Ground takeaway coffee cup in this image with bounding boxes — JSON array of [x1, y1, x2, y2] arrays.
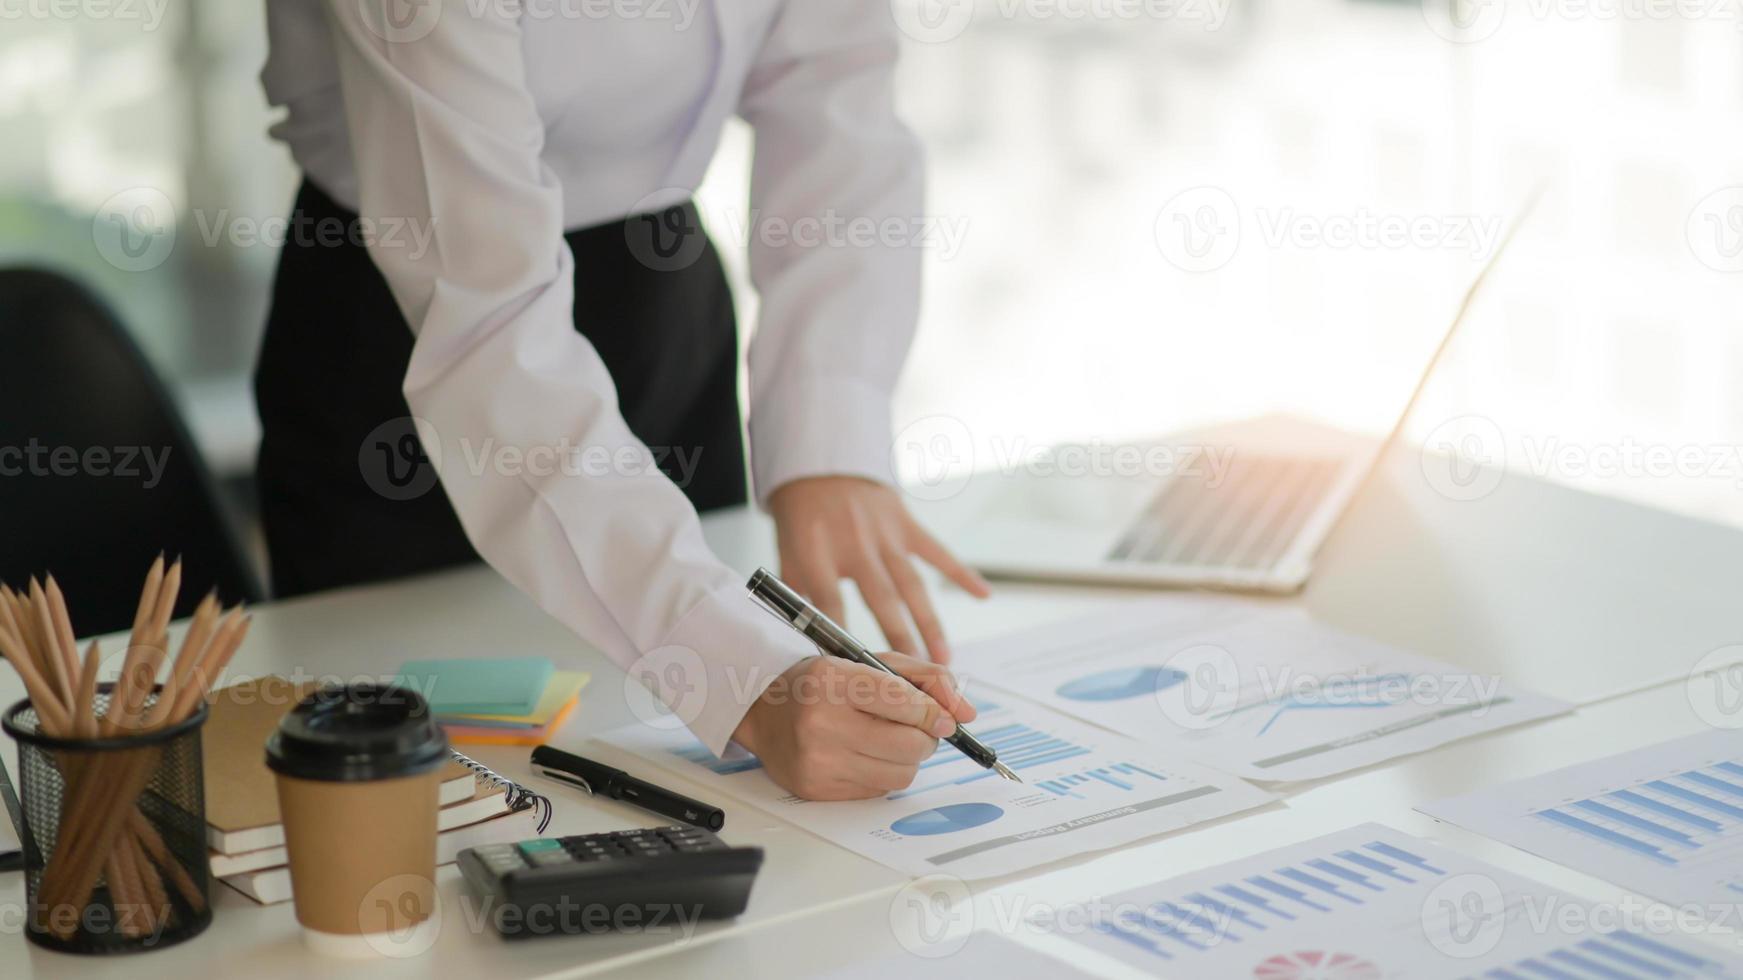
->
[[265, 682, 450, 957]]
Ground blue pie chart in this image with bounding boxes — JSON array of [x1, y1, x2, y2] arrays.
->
[[1056, 665, 1188, 702], [889, 802, 1005, 837]]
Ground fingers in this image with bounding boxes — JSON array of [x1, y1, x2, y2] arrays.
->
[[884, 550, 950, 663], [849, 712, 940, 765], [881, 651, 978, 724], [846, 757, 923, 794], [744, 657, 957, 801], [798, 767, 920, 798], [794, 721, 923, 797], [781, 776, 889, 802], [771, 479, 982, 668], [851, 559, 918, 658], [908, 519, 992, 599], [829, 718, 925, 791], [848, 664, 957, 737], [782, 535, 846, 625]]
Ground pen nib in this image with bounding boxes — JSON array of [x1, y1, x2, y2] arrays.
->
[[992, 760, 1022, 783]]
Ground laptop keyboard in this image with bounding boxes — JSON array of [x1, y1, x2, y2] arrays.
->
[[1107, 455, 1344, 570]]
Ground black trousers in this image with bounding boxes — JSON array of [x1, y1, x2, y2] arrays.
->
[[255, 181, 746, 598]]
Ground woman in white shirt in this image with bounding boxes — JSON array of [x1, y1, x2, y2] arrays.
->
[[254, 0, 988, 799]]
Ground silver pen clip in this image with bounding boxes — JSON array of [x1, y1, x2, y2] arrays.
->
[[536, 766, 594, 796]]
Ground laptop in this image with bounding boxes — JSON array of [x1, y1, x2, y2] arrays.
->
[[945, 199, 1532, 593]]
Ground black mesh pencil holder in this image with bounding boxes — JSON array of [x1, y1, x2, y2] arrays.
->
[[2, 685, 212, 955]]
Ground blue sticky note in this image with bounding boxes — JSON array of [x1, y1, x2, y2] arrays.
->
[[395, 657, 555, 717]]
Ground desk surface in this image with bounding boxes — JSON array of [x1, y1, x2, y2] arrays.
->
[[4, 455, 1742, 978]]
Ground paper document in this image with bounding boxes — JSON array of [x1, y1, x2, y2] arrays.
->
[[819, 932, 1099, 979], [1035, 823, 1743, 978], [1422, 729, 1743, 911], [957, 598, 1570, 782], [0, 754, 22, 855], [597, 692, 1273, 879]]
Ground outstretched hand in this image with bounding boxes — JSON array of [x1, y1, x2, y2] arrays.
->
[[768, 476, 990, 664]]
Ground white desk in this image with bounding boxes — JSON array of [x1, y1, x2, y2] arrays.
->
[[5, 453, 1743, 978]]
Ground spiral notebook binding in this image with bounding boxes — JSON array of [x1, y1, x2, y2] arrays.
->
[[449, 750, 553, 834]]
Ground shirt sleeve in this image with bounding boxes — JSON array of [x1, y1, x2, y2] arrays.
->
[[324, 0, 811, 755], [738, 0, 927, 505]]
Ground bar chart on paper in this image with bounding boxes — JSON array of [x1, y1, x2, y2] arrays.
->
[[674, 721, 1172, 806], [1422, 729, 1743, 909], [599, 693, 1274, 879], [1038, 824, 1743, 979]]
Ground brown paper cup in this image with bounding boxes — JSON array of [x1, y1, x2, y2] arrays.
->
[[264, 682, 450, 957], [275, 770, 441, 952]]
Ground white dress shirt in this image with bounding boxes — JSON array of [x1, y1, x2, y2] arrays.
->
[[260, 0, 926, 754]]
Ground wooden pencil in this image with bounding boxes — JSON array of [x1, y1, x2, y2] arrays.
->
[[44, 577, 82, 705], [0, 560, 238, 937], [27, 580, 74, 710]]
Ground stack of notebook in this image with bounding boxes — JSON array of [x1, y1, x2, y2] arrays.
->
[[396, 656, 588, 746], [203, 677, 543, 904]]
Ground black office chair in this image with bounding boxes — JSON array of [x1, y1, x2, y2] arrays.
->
[[0, 268, 262, 637]]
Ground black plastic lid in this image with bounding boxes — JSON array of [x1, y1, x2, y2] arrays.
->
[[265, 683, 450, 782]]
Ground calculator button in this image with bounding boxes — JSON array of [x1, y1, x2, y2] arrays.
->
[[518, 839, 564, 858]]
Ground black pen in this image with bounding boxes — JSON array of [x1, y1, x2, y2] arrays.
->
[[746, 568, 1021, 783], [531, 745, 727, 831]]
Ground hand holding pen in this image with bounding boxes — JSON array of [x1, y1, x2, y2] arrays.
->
[[733, 569, 1019, 801]]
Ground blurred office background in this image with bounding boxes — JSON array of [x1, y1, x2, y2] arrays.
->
[[3, 0, 1741, 585]]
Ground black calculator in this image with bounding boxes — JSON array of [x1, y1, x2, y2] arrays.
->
[[457, 826, 764, 939]]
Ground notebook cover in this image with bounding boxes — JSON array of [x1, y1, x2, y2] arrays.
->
[[208, 776, 515, 875], [218, 802, 539, 904], [202, 677, 472, 854], [396, 656, 554, 717]]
